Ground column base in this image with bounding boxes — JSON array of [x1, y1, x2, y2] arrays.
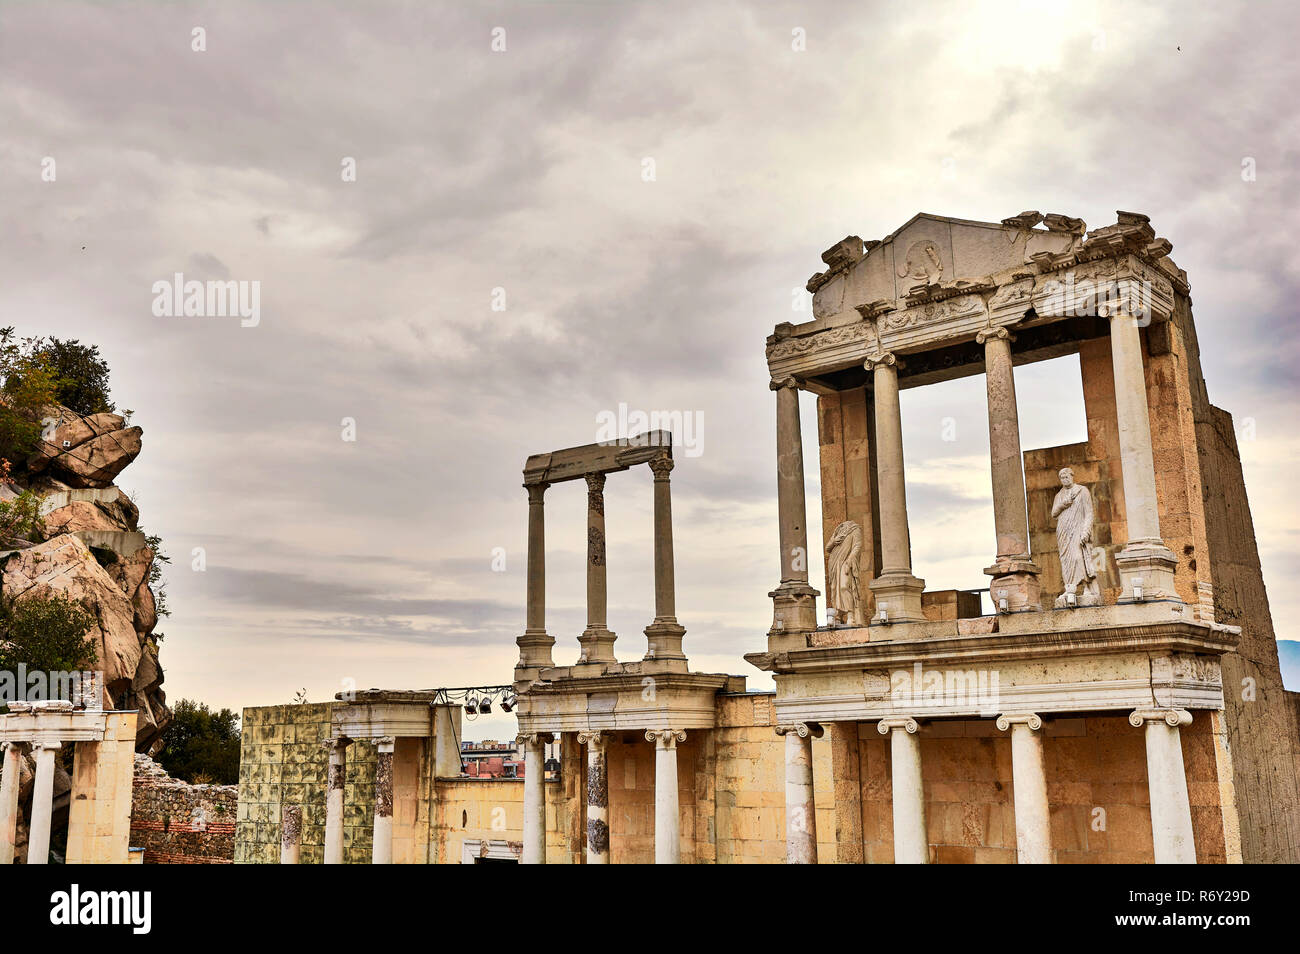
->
[[515, 630, 555, 669], [983, 560, 1043, 613], [1115, 541, 1179, 602], [768, 582, 819, 635], [578, 628, 618, 664], [644, 620, 686, 659], [868, 573, 926, 623]]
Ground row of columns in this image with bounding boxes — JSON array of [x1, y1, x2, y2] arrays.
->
[[0, 740, 62, 865], [779, 707, 1197, 864], [320, 735, 396, 864], [518, 456, 685, 670], [520, 728, 688, 864], [770, 308, 1178, 622]]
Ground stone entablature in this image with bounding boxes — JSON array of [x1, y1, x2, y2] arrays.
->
[[770, 212, 1183, 387], [515, 672, 743, 735]]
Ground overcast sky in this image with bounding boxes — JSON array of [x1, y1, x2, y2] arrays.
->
[[3, 0, 1297, 739]]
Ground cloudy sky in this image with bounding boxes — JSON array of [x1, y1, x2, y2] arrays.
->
[[3, 0, 1297, 740]]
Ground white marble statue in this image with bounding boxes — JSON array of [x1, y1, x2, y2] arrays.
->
[[1052, 467, 1101, 607], [825, 519, 864, 626]]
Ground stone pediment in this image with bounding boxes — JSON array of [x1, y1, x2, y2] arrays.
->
[[775, 210, 1186, 386]]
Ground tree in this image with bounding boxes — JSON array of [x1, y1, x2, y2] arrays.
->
[[156, 698, 241, 784], [0, 592, 98, 676], [35, 337, 114, 415], [0, 328, 60, 469]]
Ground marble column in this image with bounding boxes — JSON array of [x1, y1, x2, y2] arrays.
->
[[371, 737, 395, 864], [280, 804, 302, 864], [864, 354, 925, 621], [996, 712, 1051, 863], [776, 722, 823, 863], [577, 730, 609, 864], [519, 733, 547, 864], [979, 328, 1041, 611], [579, 473, 617, 664], [878, 718, 927, 863], [769, 377, 818, 634], [1109, 310, 1179, 600], [647, 729, 685, 864], [323, 736, 350, 864], [27, 741, 61, 865], [517, 481, 555, 670], [0, 741, 26, 865], [1130, 708, 1196, 863], [644, 457, 687, 663]]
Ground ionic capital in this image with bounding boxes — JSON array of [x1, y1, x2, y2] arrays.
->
[[877, 717, 920, 736], [995, 712, 1042, 732], [321, 736, 352, 755], [1129, 708, 1192, 729], [976, 326, 1014, 345], [576, 730, 608, 747], [769, 376, 801, 392], [648, 457, 675, 480], [864, 351, 901, 372], [374, 736, 395, 753], [515, 732, 549, 747], [645, 729, 686, 749], [774, 722, 824, 739], [31, 741, 62, 753]]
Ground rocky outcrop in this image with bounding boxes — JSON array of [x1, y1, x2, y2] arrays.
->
[[28, 408, 142, 488], [3, 404, 169, 753]]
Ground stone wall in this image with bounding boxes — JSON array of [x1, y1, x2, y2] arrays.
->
[[130, 754, 236, 863], [65, 711, 137, 864]]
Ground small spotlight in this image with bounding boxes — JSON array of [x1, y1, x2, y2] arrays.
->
[[500, 695, 515, 713], [478, 699, 492, 714]]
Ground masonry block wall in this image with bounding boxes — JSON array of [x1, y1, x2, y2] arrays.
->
[[130, 756, 236, 863]]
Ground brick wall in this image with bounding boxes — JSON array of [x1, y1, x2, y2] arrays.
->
[[130, 754, 236, 864]]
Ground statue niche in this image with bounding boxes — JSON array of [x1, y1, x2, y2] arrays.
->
[[825, 519, 865, 626], [1052, 467, 1101, 607]]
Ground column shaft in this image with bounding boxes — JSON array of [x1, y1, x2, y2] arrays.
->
[[879, 719, 927, 863], [774, 380, 810, 584], [27, 741, 60, 865], [998, 714, 1051, 863], [645, 457, 687, 662], [521, 734, 547, 864], [280, 804, 302, 864], [0, 742, 24, 865], [1133, 709, 1196, 863], [780, 725, 820, 863], [372, 738, 395, 864], [579, 474, 617, 663], [323, 738, 349, 864], [648, 730, 684, 864], [981, 330, 1033, 561], [580, 731, 610, 864], [518, 482, 554, 669]]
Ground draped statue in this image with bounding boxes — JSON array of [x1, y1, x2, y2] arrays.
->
[[825, 520, 864, 626], [1051, 467, 1101, 607]]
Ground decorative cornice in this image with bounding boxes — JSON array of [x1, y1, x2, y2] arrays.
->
[[995, 712, 1043, 731], [877, 717, 920, 735], [1129, 707, 1192, 728]]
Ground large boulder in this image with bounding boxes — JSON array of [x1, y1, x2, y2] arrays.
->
[[28, 407, 142, 488], [1, 534, 142, 696]]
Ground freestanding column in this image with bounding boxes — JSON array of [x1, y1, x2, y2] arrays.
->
[[578, 473, 617, 664], [647, 729, 685, 864], [577, 730, 609, 864], [371, 737, 395, 864], [878, 718, 927, 863], [996, 713, 1051, 863], [864, 354, 925, 621], [1130, 708, 1196, 863], [27, 741, 61, 865], [979, 328, 1041, 612], [323, 736, 350, 864], [516, 482, 555, 671], [776, 722, 823, 863], [1109, 310, 1179, 600], [0, 741, 26, 865], [280, 804, 302, 864], [768, 377, 819, 634], [644, 456, 687, 664], [519, 733, 547, 864]]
